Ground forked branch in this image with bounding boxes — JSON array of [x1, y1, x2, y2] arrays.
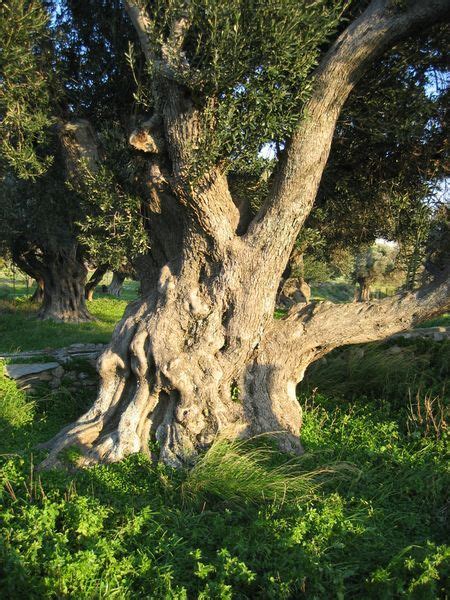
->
[[248, 0, 450, 251]]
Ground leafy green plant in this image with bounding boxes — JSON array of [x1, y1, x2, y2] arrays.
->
[[0, 337, 449, 598], [0, 362, 34, 428]]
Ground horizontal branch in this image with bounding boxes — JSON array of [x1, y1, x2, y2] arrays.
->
[[247, 0, 450, 255], [262, 270, 450, 379]]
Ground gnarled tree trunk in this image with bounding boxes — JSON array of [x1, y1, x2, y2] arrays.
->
[[38, 248, 92, 322], [356, 276, 371, 302], [39, 0, 450, 469]]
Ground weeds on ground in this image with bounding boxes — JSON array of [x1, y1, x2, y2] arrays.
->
[[0, 349, 449, 598]]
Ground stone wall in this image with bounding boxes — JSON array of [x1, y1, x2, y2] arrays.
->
[[1, 343, 106, 393]]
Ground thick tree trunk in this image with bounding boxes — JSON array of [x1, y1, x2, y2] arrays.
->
[[85, 264, 109, 301], [107, 271, 126, 297], [39, 232, 305, 468], [38, 228, 449, 470], [30, 278, 44, 303], [39, 0, 450, 469], [38, 251, 92, 322]]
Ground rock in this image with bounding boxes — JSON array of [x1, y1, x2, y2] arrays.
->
[[38, 371, 53, 381], [4, 362, 60, 380], [52, 366, 65, 378], [387, 345, 402, 355], [49, 378, 61, 389], [78, 372, 89, 380]]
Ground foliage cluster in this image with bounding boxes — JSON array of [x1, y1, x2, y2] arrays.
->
[[0, 0, 54, 179], [140, 0, 345, 170], [76, 126, 149, 270]]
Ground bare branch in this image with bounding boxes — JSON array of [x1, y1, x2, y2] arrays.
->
[[246, 0, 450, 255], [124, 0, 155, 63]]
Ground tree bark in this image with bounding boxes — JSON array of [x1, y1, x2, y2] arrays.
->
[[107, 271, 126, 297], [85, 264, 109, 301], [39, 0, 450, 469], [356, 277, 371, 302], [30, 278, 44, 303], [38, 249, 92, 322]]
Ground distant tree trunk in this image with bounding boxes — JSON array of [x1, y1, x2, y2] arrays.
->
[[278, 249, 311, 307], [12, 238, 92, 322], [30, 278, 44, 303], [85, 264, 109, 301], [107, 271, 126, 297], [38, 249, 92, 322], [356, 277, 371, 302]]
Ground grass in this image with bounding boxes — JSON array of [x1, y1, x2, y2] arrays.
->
[[180, 437, 342, 507], [1, 338, 449, 598], [420, 312, 450, 328], [303, 337, 450, 404], [0, 275, 139, 352], [0, 296, 127, 352]]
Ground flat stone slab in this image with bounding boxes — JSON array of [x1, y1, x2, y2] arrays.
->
[[5, 362, 60, 379]]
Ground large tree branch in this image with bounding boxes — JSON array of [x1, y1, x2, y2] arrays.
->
[[58, 119, 99, 181], [246, 0, 450, 255], [262, 269, 450, 382], [124, 0, 156, 63], [125, 3, 239, 247]]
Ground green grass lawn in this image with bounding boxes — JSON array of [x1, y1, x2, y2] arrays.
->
[[0, 337, 449, 598], [0, 297, 128, 352], [0, 277, 139, 352]]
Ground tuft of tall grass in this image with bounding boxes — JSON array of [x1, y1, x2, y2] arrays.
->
[[0, 362, 34, 428], [406, 388, 447, 440], [181, 436, 348, 507]]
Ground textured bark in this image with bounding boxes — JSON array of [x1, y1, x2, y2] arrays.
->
[[30, 278, 44, 303], [38, 249, 92, 322], [356, 277, 371, 302], [85, 265, 108, 301], [39, 0, 450, 469], [107, 271, 126, 297]]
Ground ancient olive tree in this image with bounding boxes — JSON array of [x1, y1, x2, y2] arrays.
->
[[40, 0, 450, 468]]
